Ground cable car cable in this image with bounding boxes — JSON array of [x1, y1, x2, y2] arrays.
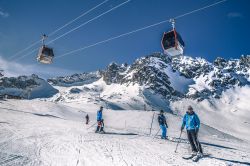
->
[[9, 41, 41, 61], [173, 0, 227, 20], [56, 20, 168, 59], [55, 0, 228, 59], [48, 0, 109, 37], [8, 0, 109, 61], [13, 0, 131, 62], [46, 0, 131, 45]]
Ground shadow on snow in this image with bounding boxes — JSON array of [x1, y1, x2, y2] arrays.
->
[[0, 107, 62, 119], [208, 156, 250, 165], [156, 136, 237, 150], [102, 131, 138, 136]]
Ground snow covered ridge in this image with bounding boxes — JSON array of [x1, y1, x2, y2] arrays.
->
[[47, 71, 101, 87], [186, 55, 250, 100], [1, 53, 248, 102], [100, 53, 249, 100], [49, 53, 249, 102], [0, 74, 58, 99]]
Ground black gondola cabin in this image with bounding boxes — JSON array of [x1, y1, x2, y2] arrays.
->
[[37, 34, 54, 64], [161, 20, 185, 57]]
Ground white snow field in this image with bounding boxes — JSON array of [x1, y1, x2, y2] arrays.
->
[[0, 99, 250, 166]]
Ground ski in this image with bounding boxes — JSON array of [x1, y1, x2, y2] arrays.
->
[[95, 131, 105, 134], [192, 154, 210, 162], [154, 136, 188, 144], [182, 153, 210, 161], [182, 154, 196, 160], [192, 155, 200, 162]]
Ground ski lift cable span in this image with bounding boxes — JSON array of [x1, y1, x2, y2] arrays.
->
[[46, 0, 131, 45], [13, 0, 131, 62], [173, 0, 227, 20], [56, 0, 228, 59], [48, 0, 109, 37], [56, 20, 169, 59], [8, 0, 109, 61]]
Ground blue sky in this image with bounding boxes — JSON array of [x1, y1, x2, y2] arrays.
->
[[0, 0, 249, 78]]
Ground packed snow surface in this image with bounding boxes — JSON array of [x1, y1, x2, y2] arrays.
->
[[0, 99, 250, 166]]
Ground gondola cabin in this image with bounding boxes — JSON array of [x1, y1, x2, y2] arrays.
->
[[37, 34, 54, 64], [37, 45, 54, 64], [161, 19, 185, 57]]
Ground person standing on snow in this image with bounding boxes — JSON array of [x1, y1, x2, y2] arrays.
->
[[181, 106, 203, 157], [85, 114, 89, 125], [158, 110, 168, 139], [95, 106, 104, 133]]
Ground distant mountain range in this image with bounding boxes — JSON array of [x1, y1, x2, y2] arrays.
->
[[0, 53, 249, 110]]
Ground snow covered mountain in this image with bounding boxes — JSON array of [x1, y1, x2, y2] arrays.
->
[[47, 72, 102, 87], [1, 53, 249, 110], [49, 53, 249, 110], [181, 55, 250, 100], [0, 74, 58, 99]]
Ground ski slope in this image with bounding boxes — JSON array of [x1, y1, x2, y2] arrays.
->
[[0, 99, 250, 166], [171, 86, 250, 141]]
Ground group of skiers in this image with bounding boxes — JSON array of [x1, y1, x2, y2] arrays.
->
[[86, 105, 203, 158], [157, 106, 203, 158]]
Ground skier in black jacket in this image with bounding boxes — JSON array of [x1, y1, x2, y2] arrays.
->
[[85, 114, 89, 125], [158, 110, 168, 139]]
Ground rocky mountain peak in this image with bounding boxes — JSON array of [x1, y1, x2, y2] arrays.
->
[[102, 62, 128, 85], [100, 53, 249, 101]]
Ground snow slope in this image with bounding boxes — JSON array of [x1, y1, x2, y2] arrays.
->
[[48, 78, 170, 112], [171, 85, 250, 142], [0, 99, 250, 166]]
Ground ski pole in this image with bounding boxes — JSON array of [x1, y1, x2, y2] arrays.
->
[[87, 121, 97, 130], [153, 128, 161, 139], [149, 112, 155, 135], [174, 130, 183, 153]]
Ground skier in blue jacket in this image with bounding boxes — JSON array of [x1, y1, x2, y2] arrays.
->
[[181, 106, 203, 157], [95, 106, 104, 133], [158, 110, 168, 139]]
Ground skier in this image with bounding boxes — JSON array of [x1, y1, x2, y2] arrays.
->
[[99, 119, 105, 133], [158, 110, 168, 139], [95, 106, 105, 133], [85, 114, 89, 125], [181, 106, 203, 161]]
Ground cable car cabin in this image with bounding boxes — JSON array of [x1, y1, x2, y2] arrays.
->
[[161, 29, 185, 57], [37, 45, 54, 64]]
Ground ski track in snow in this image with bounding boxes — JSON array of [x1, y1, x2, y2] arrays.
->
[[0, 100, 250, 166]]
